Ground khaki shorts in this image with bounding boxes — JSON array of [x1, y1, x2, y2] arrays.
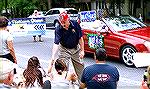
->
[[58, 44, 84, 82]]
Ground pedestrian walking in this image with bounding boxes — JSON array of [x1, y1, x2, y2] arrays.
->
[[79, 48, 119, 89], [48, 12, 84, 84], [0, 16, 17, 63], [31, 10, 43, 42]]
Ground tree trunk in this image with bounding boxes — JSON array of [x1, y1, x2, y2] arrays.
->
[[112, 0, 115, 15], [104, 0, 109, 16], [48, 0, 52, 9], [118, 2, 121, 15]]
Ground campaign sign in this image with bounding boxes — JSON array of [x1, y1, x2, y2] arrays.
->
[[8, 18, 46, 37], [87, 33, 104, 49], [79, 10, 96, 22]]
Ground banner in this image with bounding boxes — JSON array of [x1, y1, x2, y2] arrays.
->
[[8, 18, 46, 37], [79, 10, 96, 22]]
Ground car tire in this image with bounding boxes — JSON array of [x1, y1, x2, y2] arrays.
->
[[121, 45, 137, 67]]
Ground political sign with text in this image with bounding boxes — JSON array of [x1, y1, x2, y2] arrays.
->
[[8, 18, 46, 37], [79, 10, 96, 22]]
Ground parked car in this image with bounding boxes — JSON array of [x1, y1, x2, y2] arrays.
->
[[81, 15, 150, 67], [44, 8, 79, 28], [38, 11, 46, 16]]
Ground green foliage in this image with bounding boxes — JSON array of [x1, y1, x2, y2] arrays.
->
[[1, 0, 48, 18], [2, 0, 140, 18], [0, 0, 4, 13], [53, 0, 76, 3]]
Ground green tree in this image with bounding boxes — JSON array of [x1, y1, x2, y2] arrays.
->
[[2, 0, 48, 18], [0, 0, 4, 13]]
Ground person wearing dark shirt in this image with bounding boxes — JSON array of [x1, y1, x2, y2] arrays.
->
[[48, 12, 84, 84], [80, 48, 119, 89]]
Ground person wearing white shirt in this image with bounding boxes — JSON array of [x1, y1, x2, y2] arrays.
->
[[31, 10, 43, 42], [0, 16, 17, 63]]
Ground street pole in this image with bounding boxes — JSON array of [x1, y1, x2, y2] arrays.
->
[[48, 0, 51, 9], [96, 0, 98, 19], [96, 0, 98, 10]]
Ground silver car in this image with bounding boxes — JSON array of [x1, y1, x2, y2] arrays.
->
[[44, 8, 79, 28]]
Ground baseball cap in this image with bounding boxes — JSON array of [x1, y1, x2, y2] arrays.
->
[[0, 58, 16, 80], [59, 12, 69, 21]]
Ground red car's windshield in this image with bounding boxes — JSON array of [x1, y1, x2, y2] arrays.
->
[[104, 16, 146, 31]]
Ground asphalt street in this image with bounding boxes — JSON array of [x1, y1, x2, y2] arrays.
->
[[13, 29, 147, 89]]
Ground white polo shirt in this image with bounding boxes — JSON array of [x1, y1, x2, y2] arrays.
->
[[0, 30, 13, 55]]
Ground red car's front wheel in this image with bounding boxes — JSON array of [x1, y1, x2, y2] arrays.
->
[[121, 45, 137, 67]]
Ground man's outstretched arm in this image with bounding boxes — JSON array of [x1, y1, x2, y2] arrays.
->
[[48, 43, 59, 73]]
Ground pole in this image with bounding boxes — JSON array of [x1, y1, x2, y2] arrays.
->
[[48, 0, 51, 9], [96, 0, 98, 19], [96, 0, 98, 10]]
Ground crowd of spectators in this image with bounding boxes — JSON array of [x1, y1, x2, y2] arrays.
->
[[0, 13, 121, 89]]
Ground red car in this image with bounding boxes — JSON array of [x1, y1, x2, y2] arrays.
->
[[81, 15, 150, 67]]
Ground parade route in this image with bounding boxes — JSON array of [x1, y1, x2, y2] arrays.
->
[[13, 29, 145, 89], [15, 51, 142, 89]]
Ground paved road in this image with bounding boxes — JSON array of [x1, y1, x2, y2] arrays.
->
[[13, 29, 146, 89]]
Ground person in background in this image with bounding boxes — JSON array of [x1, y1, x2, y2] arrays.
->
[[80, 48, 119, 89], [143, 66, 150, 89], [32, 10, 43, 42], [139, 14, 143, 22], [0, 58, 16, 88], [48, 12, 84, 84], [0, 16, 17, 63]]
